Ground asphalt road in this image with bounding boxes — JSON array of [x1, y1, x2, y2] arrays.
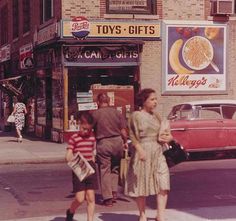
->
[[0, 159, 235, 221]]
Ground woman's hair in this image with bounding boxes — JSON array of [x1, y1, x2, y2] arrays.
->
[[17, 95, 24, 102], [136, 88, 156, 108], [79, 111, 94, 125]]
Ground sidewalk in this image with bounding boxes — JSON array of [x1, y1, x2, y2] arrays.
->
[[0, 131, 66, 164], [1, 131, 235, 221], [2, 206, 236, 221]]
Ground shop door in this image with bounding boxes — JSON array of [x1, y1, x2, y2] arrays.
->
[[45, 72, 52, 139], [67, 67, 140, 123]]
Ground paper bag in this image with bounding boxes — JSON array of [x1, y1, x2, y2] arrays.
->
[[119, 149, 130, 186], [158, 118, 172, 146]]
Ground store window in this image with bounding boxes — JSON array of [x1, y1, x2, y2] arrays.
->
[[106, 0, 156, 14], [67, 67, 139, 130], [0, 5, 8, 45], [52, 68, 63, 130], [12, 0, 19, 39], [36, 77, 46, 125], [23, 0, 30, 33], [40, 0, 54, 24]]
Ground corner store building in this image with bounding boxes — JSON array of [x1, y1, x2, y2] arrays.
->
[[1, 0, 236, 142]]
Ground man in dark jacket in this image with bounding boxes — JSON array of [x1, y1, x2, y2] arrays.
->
[[93, 93, 128, 206]]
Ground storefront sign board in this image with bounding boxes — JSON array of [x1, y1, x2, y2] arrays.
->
[[61, 20, 160, 39], [0, 44, 10, 63], [107, 0, 152, 14], [63, 46, 139, 65], [19, 43, 34, 69], [37, 23, 58, 45], [162, 20, 227, 95]]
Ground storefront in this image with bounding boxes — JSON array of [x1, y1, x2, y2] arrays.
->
[[62, 42, 142, 142], [32, 18, 160, 142], [33, 41, 142, 142]]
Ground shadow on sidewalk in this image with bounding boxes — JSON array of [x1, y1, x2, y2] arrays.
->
[[49, 217, 65, 221], [98, 213, 138, 221]]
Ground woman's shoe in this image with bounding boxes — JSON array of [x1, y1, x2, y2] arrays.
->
[[66, 209, 74, 221], [19, 136, 22, 142]]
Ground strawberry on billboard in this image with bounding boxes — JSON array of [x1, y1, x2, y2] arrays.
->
[[162, 21, 227, 95], [19, 43, 34, 69]]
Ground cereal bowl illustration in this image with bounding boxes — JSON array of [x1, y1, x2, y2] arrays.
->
[[182, 36, 214, 70]]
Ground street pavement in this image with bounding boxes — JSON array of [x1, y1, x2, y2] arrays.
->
[[0, 130, 235, 221]]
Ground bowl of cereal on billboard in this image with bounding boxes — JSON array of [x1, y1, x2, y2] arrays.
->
[[182, 36, 213, 70]]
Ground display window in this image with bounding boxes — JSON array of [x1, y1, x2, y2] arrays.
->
[[52, 68, 63, 129], [67, 66, 139, 130], [36, 77, 46, 125]]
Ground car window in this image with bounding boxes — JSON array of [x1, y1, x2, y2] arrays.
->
[[199, 108, 222, 119], [221, 105, 236, 119]]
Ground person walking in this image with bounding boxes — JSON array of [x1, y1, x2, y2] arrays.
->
[[12, 95, 27, 142], [65, 111, 98, 221], [125, 88, 173, 221], [93, 93, 128, 207]]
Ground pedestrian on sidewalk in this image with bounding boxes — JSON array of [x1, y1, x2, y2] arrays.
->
[[92, 93, 128, 207], [65, 111, 98, 221], [125, 88, 173, 221], [11, 95, 27, 142]]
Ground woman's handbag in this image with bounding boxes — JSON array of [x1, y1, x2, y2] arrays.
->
[[158, 118, 187, 167], [67, 152, 95, 182], [163, 140, 188, 168], [7, 115, 15, 123]]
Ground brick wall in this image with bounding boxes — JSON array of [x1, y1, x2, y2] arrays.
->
[[61, 0, 100, 19], [162, 0, 205, 20]]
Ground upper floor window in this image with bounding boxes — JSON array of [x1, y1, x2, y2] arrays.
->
[[40, 0, 53, 24], [23, 0, 30, 33], [106, 0, 156, 14], [12, 0, 19, 39], [0, 5, 8, 45]]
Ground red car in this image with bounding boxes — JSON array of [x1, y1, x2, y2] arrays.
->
[[168, 100, 236, 153]]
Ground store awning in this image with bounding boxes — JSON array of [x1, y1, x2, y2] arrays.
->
[[0, 75, 23, 96]]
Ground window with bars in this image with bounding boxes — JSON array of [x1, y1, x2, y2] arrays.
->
[[106, 0, 156, 14], [12, 0, 19, 39], [40, 0, 53, 24], [23, 0, 30, 33], [0, 5, 8, 45]]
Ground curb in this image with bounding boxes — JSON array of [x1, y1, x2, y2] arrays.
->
[[0, 158, 66, 165]]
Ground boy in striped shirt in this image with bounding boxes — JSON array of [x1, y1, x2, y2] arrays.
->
[[65, 111, 98, 221]]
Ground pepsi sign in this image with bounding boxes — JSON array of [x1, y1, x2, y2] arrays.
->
[[70, 16, 90, 39]]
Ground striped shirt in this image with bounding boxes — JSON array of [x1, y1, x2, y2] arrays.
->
[[67, 132, 96, 161]]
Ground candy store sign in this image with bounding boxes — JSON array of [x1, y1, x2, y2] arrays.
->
[[63, 46, 139, 63]]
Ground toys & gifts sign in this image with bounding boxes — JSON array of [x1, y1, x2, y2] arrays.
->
[[162, 21, 227, 94]]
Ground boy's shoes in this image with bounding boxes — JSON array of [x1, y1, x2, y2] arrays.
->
[[102, 198, 113, 207], [66, 209, 74, 221]]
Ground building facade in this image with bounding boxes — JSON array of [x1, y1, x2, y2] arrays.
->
[[0, 0, 236, 142]]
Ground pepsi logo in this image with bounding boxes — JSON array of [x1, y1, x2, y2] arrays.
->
[[71, 16, 90, 39]]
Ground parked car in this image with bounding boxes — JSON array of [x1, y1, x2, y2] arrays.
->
[[168, 100, 236, 153]]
